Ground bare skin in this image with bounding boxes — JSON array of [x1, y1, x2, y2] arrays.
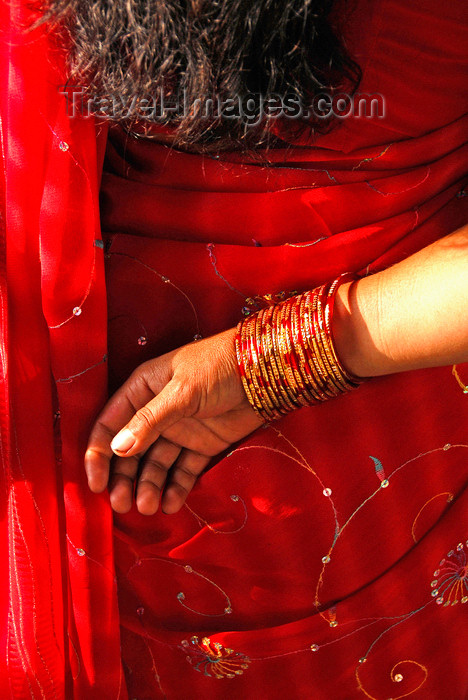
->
[[85, 224, 468, 515]]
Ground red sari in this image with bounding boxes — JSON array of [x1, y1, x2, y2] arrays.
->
[[1, 0, 467, 698]]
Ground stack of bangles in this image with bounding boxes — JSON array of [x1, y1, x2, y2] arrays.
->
[[235, 273, 366, 422]]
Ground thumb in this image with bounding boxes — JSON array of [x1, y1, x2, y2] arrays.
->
[[110, 378, 187, 457]]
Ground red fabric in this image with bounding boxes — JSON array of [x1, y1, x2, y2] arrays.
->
[[1, 0, 467, 698], [0, 4, 122, 698]]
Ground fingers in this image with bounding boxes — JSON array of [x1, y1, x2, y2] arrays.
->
[[85, 378, 154, 492], [109, 455, 139, 514], [135, 439, 182, 516], [161, 450, 211, 515], [85, 420, 121, 493], [109, 439, 207, 516], [110, 379, 188, 459]]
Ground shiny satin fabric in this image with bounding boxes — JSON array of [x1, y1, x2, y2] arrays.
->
[[1, 0, 467, 698], [0, 3, 122, 698], [100, 0, 468, 696]]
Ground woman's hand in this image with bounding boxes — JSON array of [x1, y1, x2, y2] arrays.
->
[[85, 328, 263, 515]]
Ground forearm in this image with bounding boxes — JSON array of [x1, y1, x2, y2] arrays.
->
[[333, 224, 468, 378]]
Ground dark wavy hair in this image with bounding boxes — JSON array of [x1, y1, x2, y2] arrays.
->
[[41, 0, 360, 152]]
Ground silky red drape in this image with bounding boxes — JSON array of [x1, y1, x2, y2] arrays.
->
[[1, 0, 467, 698], [0, 4, 123, 698]]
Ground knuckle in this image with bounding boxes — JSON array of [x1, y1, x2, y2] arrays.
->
[[170, 376, 197, 414], [178, 465, 198, 480], [127, 365, 153, 395], [143, 458, 169, 475], [138, 478, 161, 492], [133, 405, 155, 432], [112, 472, 135, 484], [172, 481, 190, 497], [169, 375, 187, 399], [95, 420, 115, 440]]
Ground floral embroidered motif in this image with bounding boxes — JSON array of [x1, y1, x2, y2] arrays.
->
[[355, 659, 428, 700], [181, 637, 250, 678], [432, 541, 468, 606]]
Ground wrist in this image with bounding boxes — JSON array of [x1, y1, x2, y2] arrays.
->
[[332, 277, 398, 379]]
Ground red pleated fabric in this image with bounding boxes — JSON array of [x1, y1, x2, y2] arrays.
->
[[0, 4, 124, 698], [1, 0, 467, 698], [101, 1, 468, 697]]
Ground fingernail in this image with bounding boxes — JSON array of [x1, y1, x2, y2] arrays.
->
[[111, 429, 136, 454]]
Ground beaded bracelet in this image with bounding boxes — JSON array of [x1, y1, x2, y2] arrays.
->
[[235, 273, 364, 422]]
